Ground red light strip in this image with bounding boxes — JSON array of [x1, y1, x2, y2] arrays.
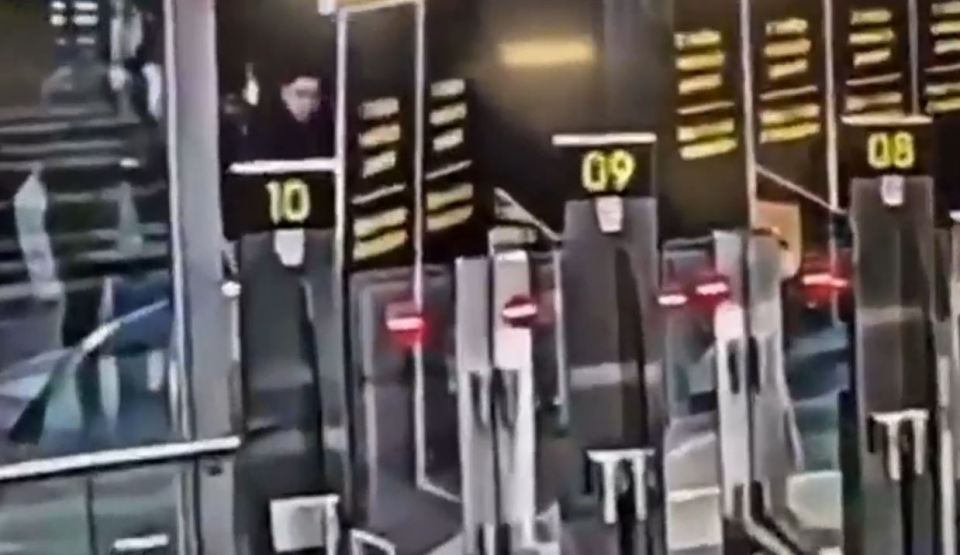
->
[[386, 315, 425, 332], [502, 302, 538, 320], [658, 292, 689, 307], [694, 281, 729, 297], [801, 272, 848, 289]]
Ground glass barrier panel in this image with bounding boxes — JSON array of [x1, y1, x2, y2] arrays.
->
[[0, 0, 179, 463]]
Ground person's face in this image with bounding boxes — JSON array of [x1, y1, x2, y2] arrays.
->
[[280, 77, 321, 123]]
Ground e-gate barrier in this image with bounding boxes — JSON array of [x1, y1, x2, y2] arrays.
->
[[551, 132, 663, 555], [838, 114, 944, 555], [455, 248, 563, 554]]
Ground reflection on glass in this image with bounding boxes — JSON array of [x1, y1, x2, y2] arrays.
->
[[0, 0, 176, 463], [659, 237, 728, 554], [775, 243, 851, 543], [347, 266, 461, 553]]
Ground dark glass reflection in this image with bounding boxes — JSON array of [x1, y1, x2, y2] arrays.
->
[[763, 242, 851, 546], [0, 0, 176, 463], [0, 462, 185, 555]]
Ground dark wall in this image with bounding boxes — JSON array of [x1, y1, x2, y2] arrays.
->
[[217, 0, 336, 95], [463, 0, 672, 229]]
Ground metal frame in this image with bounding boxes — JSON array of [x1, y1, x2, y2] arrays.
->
[[946, 225, 960, 555], [908, 0, 922, 114], [0, 437, 240, 483], [216, 0, 438, 517], [822, 0, 840, 213], [332, 0, 448, 506], [738, 0, 759, 224], [227, 158, 338, 175]]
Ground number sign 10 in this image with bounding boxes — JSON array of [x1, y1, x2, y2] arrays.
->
[[266, 178, 312, 225]]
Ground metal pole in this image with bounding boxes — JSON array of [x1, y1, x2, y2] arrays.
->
[[413, 0, 426, 308], [823, 0, 839, 211], [739, 0, 758, 224], [332, 7, 354, 510], [908, 0, 922, 114]]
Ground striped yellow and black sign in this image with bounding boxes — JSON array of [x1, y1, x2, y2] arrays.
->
[[836, 0, 912, 117], [422, 78, 487, 263], [346, 5, 418, 270], [668, 0, 751, 235]]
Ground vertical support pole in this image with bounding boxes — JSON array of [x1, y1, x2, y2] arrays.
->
[[552, 249, 570, 430], [938, 355, 957, 555], [739, 0, 758, 224], [821, 0, 843, 323], [908, 0, 921, 114], [455, 257, 497, 554], [491, 250, 537, 547], [165, 0, 235, 442], [165, 0, 236, 551], [822, 0, 839, 212], [413, 0, 426, 307], [334, 12, 348, 382], [410, 0, 434, 497], [329, 7, 355, 512]]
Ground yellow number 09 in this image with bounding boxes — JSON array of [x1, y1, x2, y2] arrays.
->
[[867, 131, 915, 170], [266, 178, 311, 224], [581, 149, 636, 193]]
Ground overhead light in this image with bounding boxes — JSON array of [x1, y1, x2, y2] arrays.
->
[[499, 38, 595, 68]]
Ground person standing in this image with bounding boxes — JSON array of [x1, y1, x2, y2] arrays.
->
[[242, 65, 333, 160]]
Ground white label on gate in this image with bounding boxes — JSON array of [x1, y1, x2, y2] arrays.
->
[[594, 195, 624, 234], [880, 174, 905, 207], [273, 228, 306, 268]]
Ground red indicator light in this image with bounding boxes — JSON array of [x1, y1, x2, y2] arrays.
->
[[798, 251, 851, 307], [800, 272, 849, 290], [692, 272, 731, 305], [685, 272, 732, 312], [694, 280, 730, 298], [502, 294, 539, 327], [658, 282, 689, 308], [386, 314, 425, 333], [385, 300, 425, 349]]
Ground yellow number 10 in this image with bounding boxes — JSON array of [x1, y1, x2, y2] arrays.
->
[[867, 131, 915, 170], [581, 149, 636, 193], [266, 178, 311, 224]]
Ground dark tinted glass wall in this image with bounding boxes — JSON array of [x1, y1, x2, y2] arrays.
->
[[0, 0, 177, 463]]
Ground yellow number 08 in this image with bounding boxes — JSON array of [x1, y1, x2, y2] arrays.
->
[[867, 131, 915, 170], [266, 178, 311, 224], [581, 149, 636, 193]]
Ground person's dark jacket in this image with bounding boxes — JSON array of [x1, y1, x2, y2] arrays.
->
[[241, 98, 333, 160]]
